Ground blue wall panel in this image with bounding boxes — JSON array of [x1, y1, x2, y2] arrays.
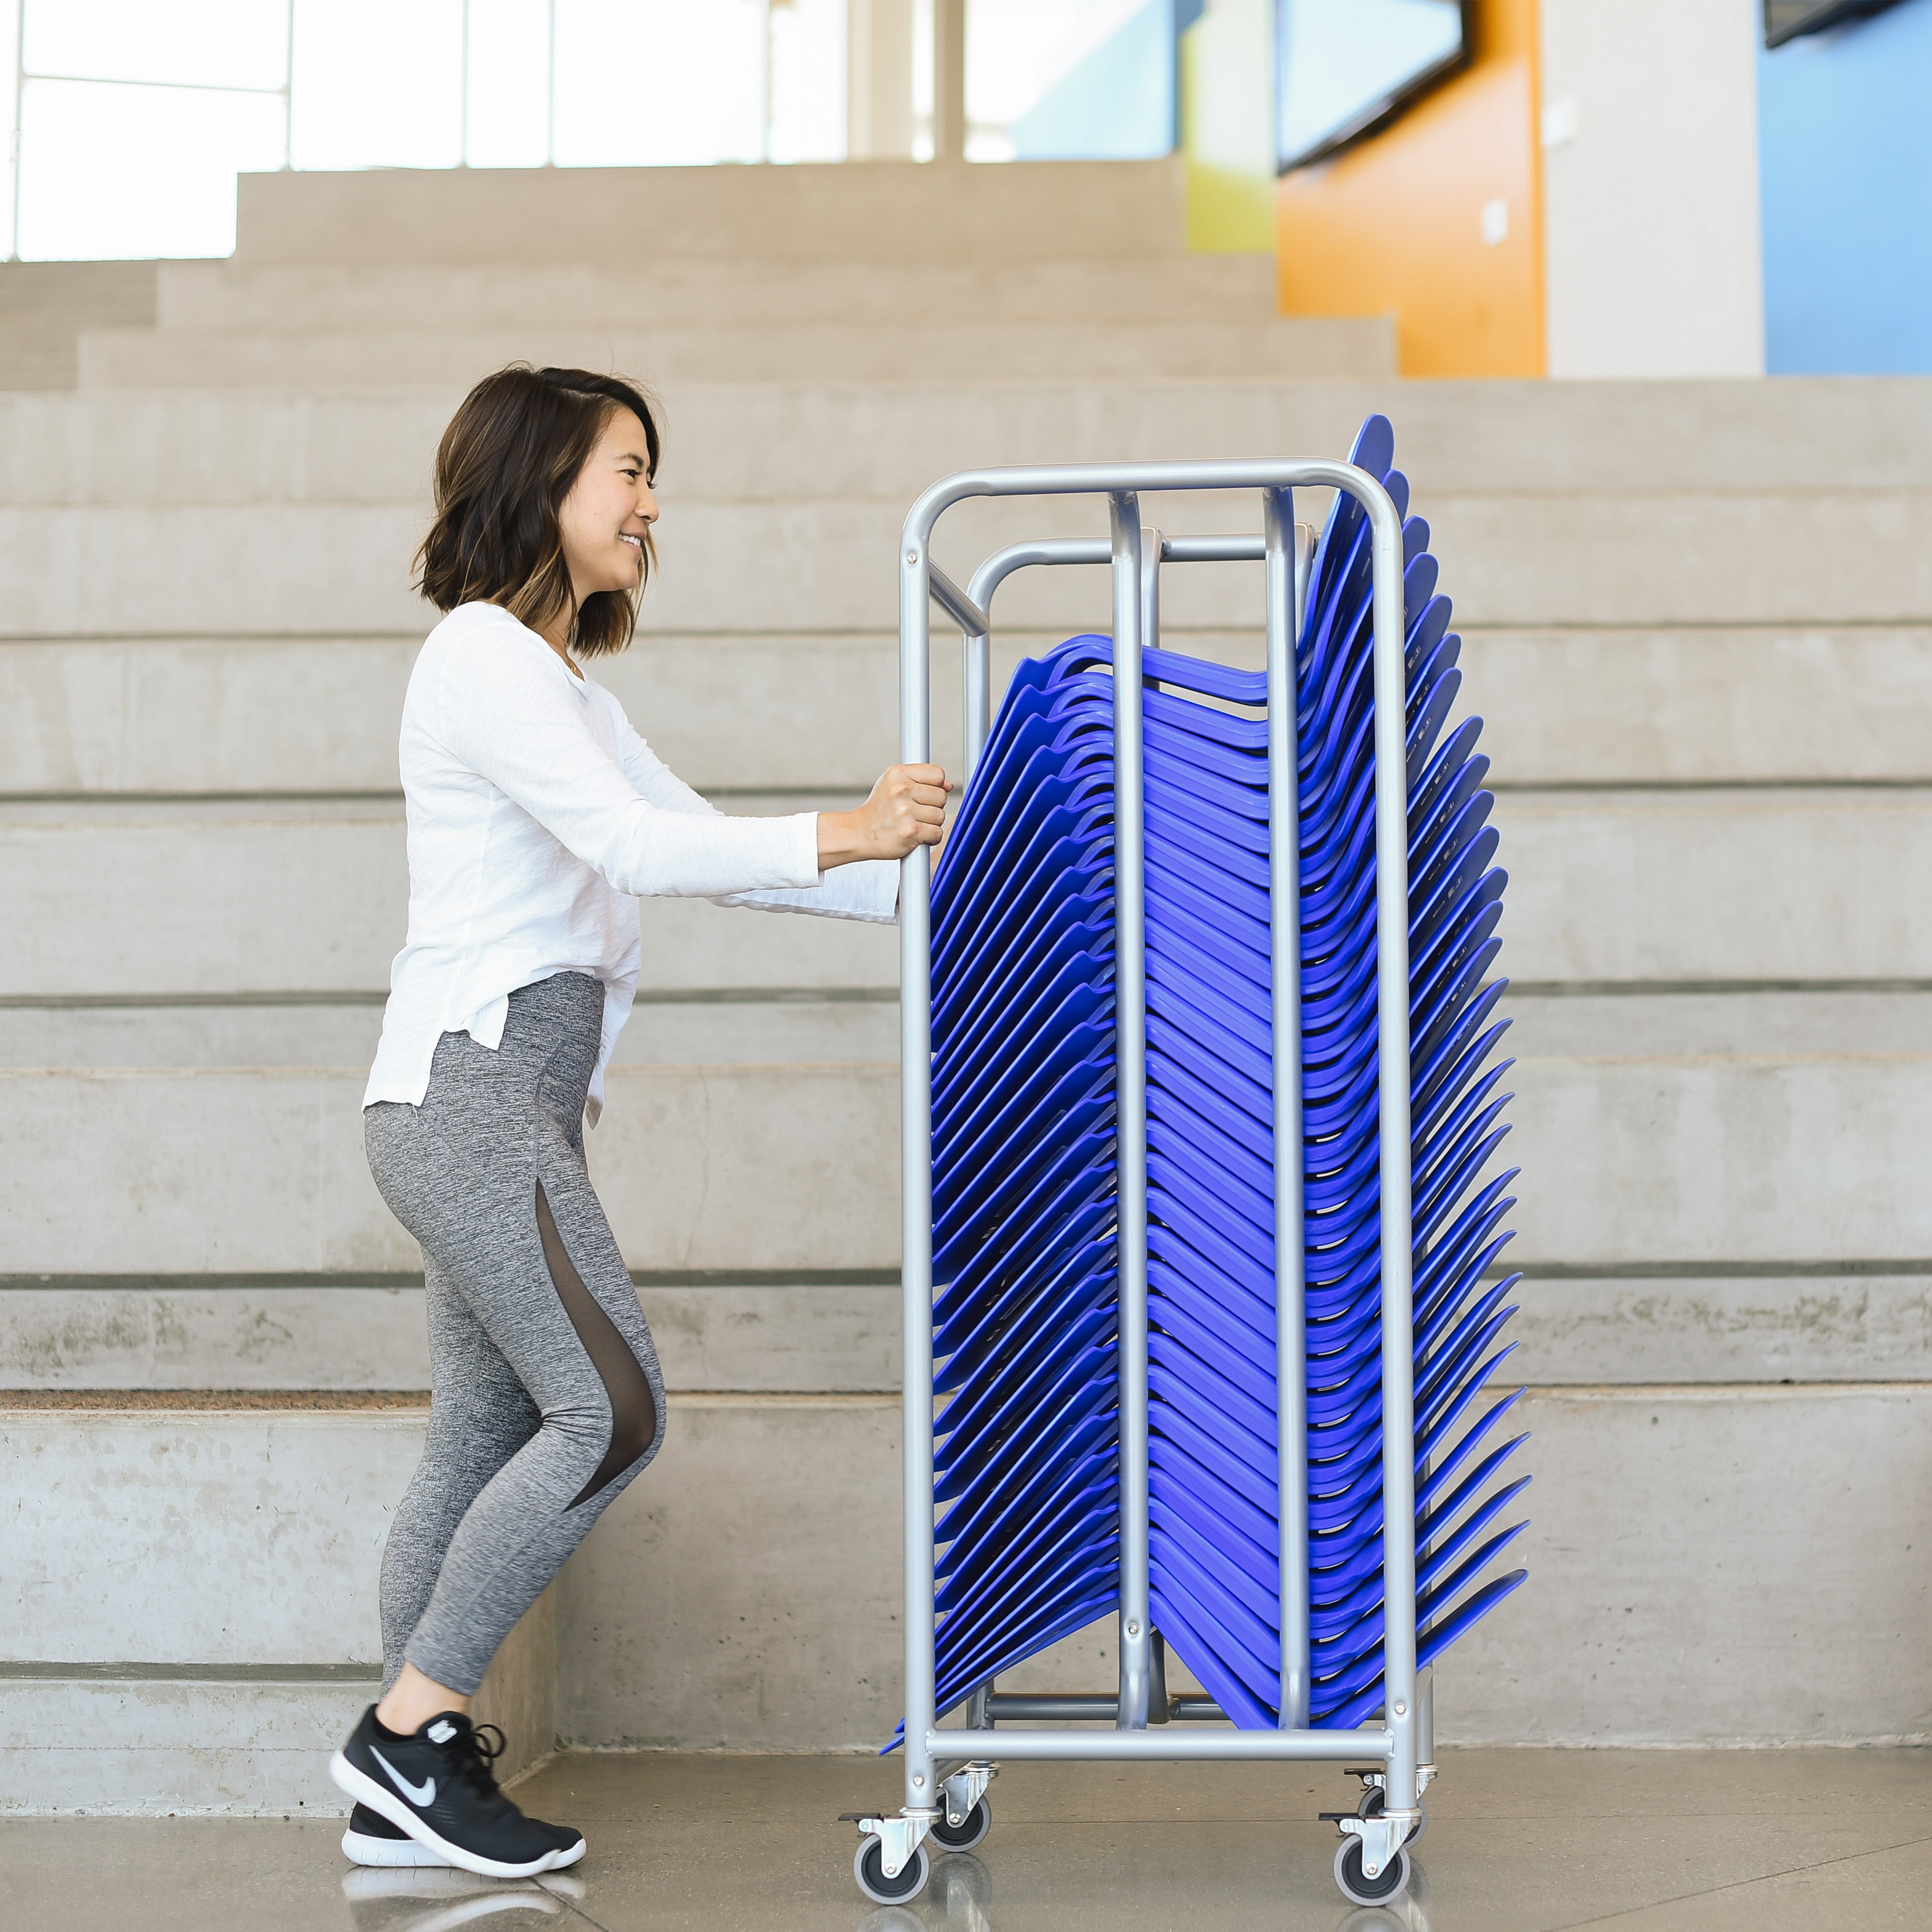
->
[[1759, 0, 1932, 374]]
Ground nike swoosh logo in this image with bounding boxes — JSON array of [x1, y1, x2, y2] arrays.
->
[[370, 1745, 436, 1807]]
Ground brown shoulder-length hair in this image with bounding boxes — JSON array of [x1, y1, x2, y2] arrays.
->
[[414, 363, 662, 658]]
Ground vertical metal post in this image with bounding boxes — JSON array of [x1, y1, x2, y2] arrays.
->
[[1265, 487, 1310, 1730], [758, 0, 774, 163], [962, 623, 990, 785], [545, 0, 557, 166], [1110, 493, 1151, 1731], [283, 0, 296, 170], [458, 0, 469, 167], [1366, 482, 1420, 1814], [899, 526, 938, 1816], [11, 0, 28, 256]]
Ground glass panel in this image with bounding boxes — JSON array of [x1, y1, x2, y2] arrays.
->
[[1276, 0, 1465, 171], [552, 0, 764, 168], [291, 0, 462, 171], [15, 75, 286, 258], [966, 0, 1174, 163], [25, 0, 289, 92], [466, 0, 552, 168], [768, 0, 846, 164], [1, 0, 18, 258]]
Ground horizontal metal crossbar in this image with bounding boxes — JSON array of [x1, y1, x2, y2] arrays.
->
[[924, 1728, 1393, 1763]]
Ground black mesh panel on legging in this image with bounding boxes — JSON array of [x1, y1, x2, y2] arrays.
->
[[534, 1182, 658, 1510]]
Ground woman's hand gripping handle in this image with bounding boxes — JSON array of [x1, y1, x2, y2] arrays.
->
[[817, 764, 952, 870]]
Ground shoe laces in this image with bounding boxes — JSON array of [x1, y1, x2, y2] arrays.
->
[[453, 1721, 508, 1798]]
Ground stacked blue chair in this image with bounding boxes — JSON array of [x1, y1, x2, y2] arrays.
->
[[923, 414, 1529, 1736]]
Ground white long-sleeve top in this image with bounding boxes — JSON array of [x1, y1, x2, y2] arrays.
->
[[364, 600, 898, 1122]]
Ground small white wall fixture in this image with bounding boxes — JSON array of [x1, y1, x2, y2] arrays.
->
[[1539, 0, 1766, 378]]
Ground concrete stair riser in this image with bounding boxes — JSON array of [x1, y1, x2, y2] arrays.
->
[[10, 631, 1932, 798], [0, 262, 158, 391], [3, 1408, 412, 1663], [0, 1678, 379, 1817], [77, 319, 1396, 389], [156, 256, 1287, 333], [0, 1064, 901, 1276], [10, 493, 1932, 639], [3, 1385, 1925, 1810], [0, 826, 898, 994], [0, 998, 901, 1073], [7, 793, 1929, 994], [11, 384, 1932, 507], [5, 1047, 1932, 1274], [0, 1282, 902, 1395], [228, 160, 1194, 265], [0, 1598, 553, 1817], [6, 1274, 1932, 1395], [548, 1386, 1932, 1750]]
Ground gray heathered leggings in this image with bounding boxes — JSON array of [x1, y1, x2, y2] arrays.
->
[[364, 971, 667, 1697]]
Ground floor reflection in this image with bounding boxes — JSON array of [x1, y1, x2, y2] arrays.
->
[[340, 1866, 585, 1931]]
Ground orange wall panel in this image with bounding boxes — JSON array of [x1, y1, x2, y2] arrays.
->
[[1276, 0, 1545, 378]]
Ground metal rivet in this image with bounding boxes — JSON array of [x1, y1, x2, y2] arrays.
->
[[1393, 1701, 1406, 1717], [1126, 1622, 1139, 1637], [911, 1774, 924, 1787], [905, 549, 918, 564]]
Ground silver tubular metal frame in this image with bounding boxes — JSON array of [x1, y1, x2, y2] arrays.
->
[[898, 460, 1415, 1827]]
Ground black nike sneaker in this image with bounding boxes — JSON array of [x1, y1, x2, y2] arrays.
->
[[330, 1706, 585, 1878]]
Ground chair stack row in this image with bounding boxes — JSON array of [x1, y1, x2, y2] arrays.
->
[[920, 414, 1529, 1737]]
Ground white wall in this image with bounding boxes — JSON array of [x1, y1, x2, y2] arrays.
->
[[1539, 0, 1766, 378]]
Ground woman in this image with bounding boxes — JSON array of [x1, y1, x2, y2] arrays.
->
[[328, 365, 945, 1878]]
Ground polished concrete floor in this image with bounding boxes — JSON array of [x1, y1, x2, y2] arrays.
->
[[5, 1747, 1932, 1932]]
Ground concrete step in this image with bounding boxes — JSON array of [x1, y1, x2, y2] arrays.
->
[[0, 1061, 900, 1277], [7, 381, 1932, 509], [156, 256, 1285, 333], [4, 995, 1932, 1276], [11, 628, 1932, 800], [0, 1398, 554, 1812], [0, 995, 899, 1069], [0, 263, 157, 392], [8, 1266, 1931, 1395], [78, 318, 1395, 390], [229, 158, 1193, 266], [3, 1381, 1923, 1816], [0, 796, 897, 995], [7, 487, 1931, 638], [7, 791, 1927, 996], [0, 1278, 902, 1396], [2, 1404, 414, 1666]]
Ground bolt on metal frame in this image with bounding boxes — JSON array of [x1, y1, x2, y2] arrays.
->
[[869, 458, 1428, 1888]]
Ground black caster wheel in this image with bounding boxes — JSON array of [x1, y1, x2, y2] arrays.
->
[[1356, 1783, 1427, 1846], [854, 1835, 930, 1906], [1335, 1837, 1411, 1907], [929, 1796, 992, 1852]]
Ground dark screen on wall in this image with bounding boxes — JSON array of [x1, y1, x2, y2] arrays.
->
[[1276, 0, 1472, 174]]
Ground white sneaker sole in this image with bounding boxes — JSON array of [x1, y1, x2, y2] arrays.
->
[[342, 1822, 451, 1867], [329, 1750, 566, 1880]]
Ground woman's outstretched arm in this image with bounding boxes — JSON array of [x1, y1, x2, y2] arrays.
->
[[603, 687, 946, 923]]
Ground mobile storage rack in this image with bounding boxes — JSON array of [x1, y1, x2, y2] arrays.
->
[[852, 458, 1439, 1911]]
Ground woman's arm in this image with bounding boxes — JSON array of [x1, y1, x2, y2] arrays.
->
[[436, 622, 823, 899], [606, 692, 943, 923]]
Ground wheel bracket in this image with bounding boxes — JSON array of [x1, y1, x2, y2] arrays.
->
[[853, 1808, 937, 1878], [1336, 1809, 1417, 1879], [941, 1761, 995, 1828]]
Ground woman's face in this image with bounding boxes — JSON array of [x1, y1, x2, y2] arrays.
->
[[557, 407, 659, 603]]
